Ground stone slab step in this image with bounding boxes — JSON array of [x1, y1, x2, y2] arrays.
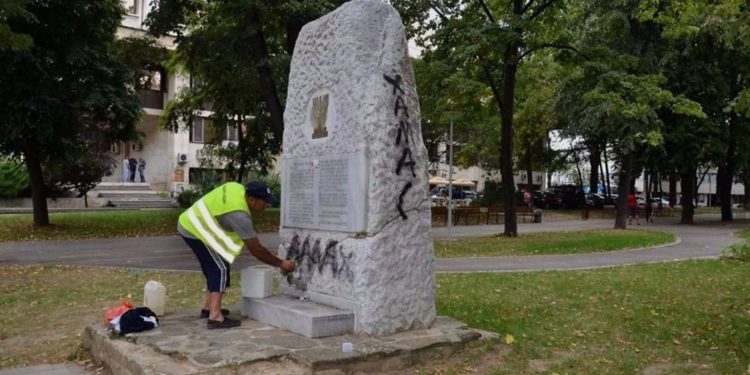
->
[[98, 191, 159, 198], [111, 201, 176, 208], [108, 197, 171, 203], [95, 183, 151, 191], [242, 295, 354, 338]]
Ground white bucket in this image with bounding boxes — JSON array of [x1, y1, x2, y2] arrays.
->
[[143, 280, 166, 316]]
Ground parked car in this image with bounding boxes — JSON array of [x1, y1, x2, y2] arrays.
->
[[547, 185, 586, 209], [585, 193, 605, 209], [431, 186, 474, 203]]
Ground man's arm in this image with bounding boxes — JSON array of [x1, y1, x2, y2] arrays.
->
[[243, 237, 295, 272]]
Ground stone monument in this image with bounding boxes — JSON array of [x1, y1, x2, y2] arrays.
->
[[243, 0, 435, 336]]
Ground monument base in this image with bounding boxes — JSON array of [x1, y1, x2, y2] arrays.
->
[[84, 311, 498, 374], [241, 294, 354, 338]]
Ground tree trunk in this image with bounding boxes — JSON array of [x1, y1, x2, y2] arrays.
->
[[589, 144, 600, 194], [680, 170, 695, 224], [525, 147, 533, 192], [236, 119, 246, 183], [717, 166, 733, 221], [603, 148, 612, 198], [247, 6, 285, 137], [669, 172, 677, 207], [23, 143, 49, 226], [500, 42, 519, 237], [742, 169, 750, 210], [599, 157, 606, 195], [614, 153, 633, 229], [718, 114, 737, 221]]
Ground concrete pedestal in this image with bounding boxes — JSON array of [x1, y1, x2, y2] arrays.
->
[[242, 295, 354, 338]]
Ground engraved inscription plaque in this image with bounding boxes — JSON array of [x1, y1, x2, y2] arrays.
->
[[282, 151, 368, 232]]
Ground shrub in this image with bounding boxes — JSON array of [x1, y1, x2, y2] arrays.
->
[[177, 189, 202, 208], [0, 158, 29, 198], [721, 243, 750, 262]]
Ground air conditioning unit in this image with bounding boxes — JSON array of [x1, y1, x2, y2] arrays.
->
[[177, 153, 188, 164], [222, 140, 239, 148]]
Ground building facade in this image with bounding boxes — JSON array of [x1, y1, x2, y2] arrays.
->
[[103, 1, 240, 194]]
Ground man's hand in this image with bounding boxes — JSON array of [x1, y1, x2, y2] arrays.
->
[[280, 260, 296, 273]]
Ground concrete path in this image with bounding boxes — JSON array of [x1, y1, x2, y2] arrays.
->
[[0, 364, 91, 375], [0, 217, 745, 273]]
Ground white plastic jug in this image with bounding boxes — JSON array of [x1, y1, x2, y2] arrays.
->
[[143, 280, 166, 316]]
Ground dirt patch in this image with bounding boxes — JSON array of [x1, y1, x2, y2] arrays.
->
[[641, 362, 718, 375], [527, 351, 575, 373], [385, 341, 511, 375]]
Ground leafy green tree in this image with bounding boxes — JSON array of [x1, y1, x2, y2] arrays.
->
[[0, 0, 32, 50], [395, 0, 571, 236], [0, 157, 29, 198], [0, 0, 141, 226], [553, 0, 706, 228], [145, 0, 346, 180]]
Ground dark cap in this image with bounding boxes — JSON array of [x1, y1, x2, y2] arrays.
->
[[245, 181, 277, 205]]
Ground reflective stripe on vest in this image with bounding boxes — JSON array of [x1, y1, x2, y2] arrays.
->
[[185, 199, 242, 263]]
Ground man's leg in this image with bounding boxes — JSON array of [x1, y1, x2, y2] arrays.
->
[[182, 236, 235, 326]]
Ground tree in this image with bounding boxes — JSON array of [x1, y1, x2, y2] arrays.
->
[[652, 0, 750, 222], [0, 0, 141, 226], [0, 0, 32, 51], [394, 0, 570, 236], [553, 0, 706, 228], [145, 1, 346, 179]]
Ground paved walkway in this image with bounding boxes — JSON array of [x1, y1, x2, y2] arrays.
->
[[0, 217, 746, 273]]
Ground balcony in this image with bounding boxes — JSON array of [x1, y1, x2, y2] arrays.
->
[[138, 90, 165, 109]]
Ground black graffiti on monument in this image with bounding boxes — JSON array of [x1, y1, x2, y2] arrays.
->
[[384, 72, 415, 220], [285, 234, 354, 283]]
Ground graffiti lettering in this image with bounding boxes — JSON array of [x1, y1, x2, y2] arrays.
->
[[385, 70, 416, 220], [286, 234, 354, 288], [397, 182, 413, 220], [383, 73, 405, 95], [396, 120, 411, 146], [396, 148, 416, 177]]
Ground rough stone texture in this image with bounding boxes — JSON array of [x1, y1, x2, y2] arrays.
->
[[279, 0, 435, 336], [84, 312, 495, 375]]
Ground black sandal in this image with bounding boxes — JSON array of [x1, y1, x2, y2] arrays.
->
[[207, 317, 241, 329], [200, 308, 230, 319]]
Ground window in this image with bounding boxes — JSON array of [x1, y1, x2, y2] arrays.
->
[[123, 0, 138, 14], [140, 69, 165, 92], [191, 118, 205, 143], [225, 125, 239, 142]]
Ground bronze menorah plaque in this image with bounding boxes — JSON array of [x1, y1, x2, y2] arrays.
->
[[312, 94, 329, 139]]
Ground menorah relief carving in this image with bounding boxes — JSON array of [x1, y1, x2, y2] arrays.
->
[[312, 94, 329, 139]]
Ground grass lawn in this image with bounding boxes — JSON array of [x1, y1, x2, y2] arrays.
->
[[2, 260, 749, 374], [435, 229, 675, 257], [0, 209, 281, 242]]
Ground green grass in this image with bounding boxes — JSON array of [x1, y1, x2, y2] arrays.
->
[[0, 209, 281, 242], [437, 260, 750, 374], [435, 229, 675, 257], [1, 261, 749, 373]]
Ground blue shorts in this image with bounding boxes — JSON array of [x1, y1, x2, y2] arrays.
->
[[182, 236, 230, 293]]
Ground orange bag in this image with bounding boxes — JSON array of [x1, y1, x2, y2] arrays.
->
[[104, 298, 135, 325]]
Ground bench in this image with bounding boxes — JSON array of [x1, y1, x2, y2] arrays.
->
[[486, 206, 504, 224], [455, 207, 482, 225], [518, 206, 534, 223], [431, 206, 449, 225]]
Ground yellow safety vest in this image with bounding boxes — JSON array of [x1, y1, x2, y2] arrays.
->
[[178, 182, 249, 263]]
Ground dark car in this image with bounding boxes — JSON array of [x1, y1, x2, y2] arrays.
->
[[529, 191, 562, 209], [431, 186, 473, 201], [547, 185, 586, 209], [585, 193, 605, 209]]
